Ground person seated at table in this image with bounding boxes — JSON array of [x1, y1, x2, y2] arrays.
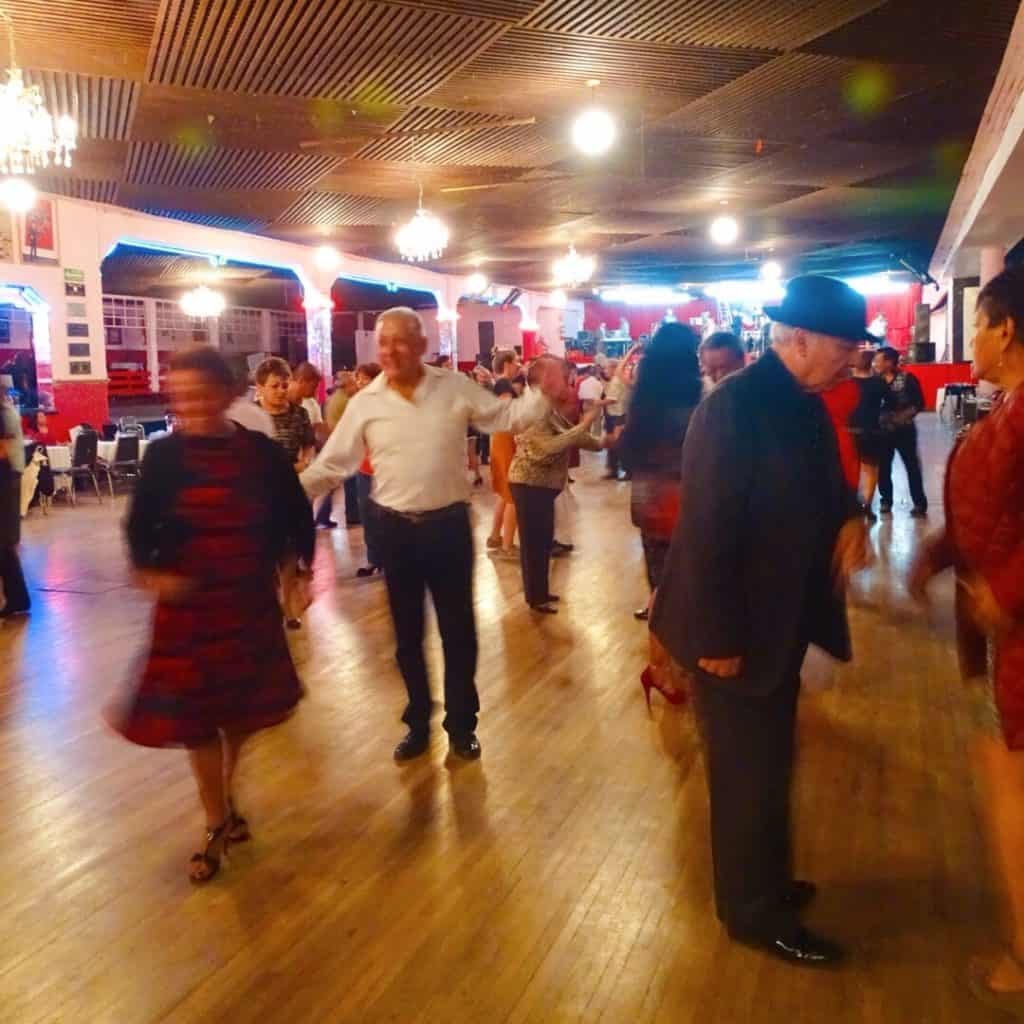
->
[[255, 357, 315, 473], [24, 410, 52, 445]]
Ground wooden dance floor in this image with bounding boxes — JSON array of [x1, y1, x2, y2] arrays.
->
[[0, 416, 1002, 1022]]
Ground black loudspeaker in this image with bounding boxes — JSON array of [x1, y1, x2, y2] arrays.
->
[[910, 303, 934, 363]]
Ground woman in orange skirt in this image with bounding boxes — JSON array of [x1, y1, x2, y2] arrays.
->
[[486, 349, 522, 558]]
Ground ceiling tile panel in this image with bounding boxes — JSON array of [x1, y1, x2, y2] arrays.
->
[[24, 71, 139, 141], [125, 141, 340, 189], [355, 107, 562, 167], [5, 0, 160, 51], [522, 0, 885, 50], [380, 0, 541, 20], [275, 192, 395, 227], [801, 0, 1021, 63], [451, 27, 772, 101], [148, 0, 505, 103], [662, 53, 950, 142], [138, 208, 267, 231], [36, 177, 120, 204]]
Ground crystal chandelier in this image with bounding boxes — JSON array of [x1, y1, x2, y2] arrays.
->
[[0, 9, 77, 175], [395, 184, 449, 263], [180, 285, 226, 319], [553, 244, 595, 288]]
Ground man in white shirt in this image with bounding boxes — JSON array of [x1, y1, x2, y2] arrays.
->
[[303, 307, 560, 763], [226, 366, 275, 437]]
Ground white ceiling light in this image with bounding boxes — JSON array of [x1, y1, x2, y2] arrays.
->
[[0, 11, 76, 175], [550, 288, 568, 307], [601, 285, 694, 306], [571, 108, 616, 157], [395, 184, 449, 263], [553, 243, 595, 287], [466, 271, 488, 294], [0, 174, 34, 212], [314, 245, 341, 272], [704, 280, 784, 305], [844, 273, 910, 296], [180, 285, 226, 319], [709, 215, 740, 246], [760, 260, 782, 282]]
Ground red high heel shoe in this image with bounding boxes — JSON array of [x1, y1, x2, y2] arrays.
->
[[641, 667, 687, 710]]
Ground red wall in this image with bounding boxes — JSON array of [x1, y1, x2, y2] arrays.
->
[[583, 299, 718, 339], [49, 380, 110, 441], [865, 283, 923, 352]]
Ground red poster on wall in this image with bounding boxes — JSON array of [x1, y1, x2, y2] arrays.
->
[[23, 197, 57, 262]]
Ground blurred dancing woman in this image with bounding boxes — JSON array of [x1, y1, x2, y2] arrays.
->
[[911, 266, 1024, 1012], [486, 348, 522, 558], [619, 323, 702, 706], [110, 347, 314, 883]]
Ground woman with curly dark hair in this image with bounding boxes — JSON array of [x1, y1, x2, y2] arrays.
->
[[619, 322, 703, 707]]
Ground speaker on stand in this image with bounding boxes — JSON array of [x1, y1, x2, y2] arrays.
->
[[910, 302, 934, 363]]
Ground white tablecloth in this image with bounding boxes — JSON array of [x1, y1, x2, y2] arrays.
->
[[45, 439, 148, 471]]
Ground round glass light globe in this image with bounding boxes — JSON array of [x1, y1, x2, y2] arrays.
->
[[571, 108, 616, 157], [1, 177, 36, 214], [709, 215, 740, 246], [314, 245, 341, 272]]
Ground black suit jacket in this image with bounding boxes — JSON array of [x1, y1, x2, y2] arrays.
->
[[650, 350, 859, 696]]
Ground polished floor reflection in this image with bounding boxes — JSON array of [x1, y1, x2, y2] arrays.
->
[[0, 416, 1004, 1022]]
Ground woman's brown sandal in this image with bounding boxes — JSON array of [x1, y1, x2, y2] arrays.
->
[[189, 821, 229, 884], [227, 800, 251, 844]]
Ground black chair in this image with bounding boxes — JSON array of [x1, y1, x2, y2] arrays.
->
[[100, 434, 141, 496], [67, 429, 104, 504]]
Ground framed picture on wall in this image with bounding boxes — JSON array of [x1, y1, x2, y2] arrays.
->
[[23, 198, 58, 262]]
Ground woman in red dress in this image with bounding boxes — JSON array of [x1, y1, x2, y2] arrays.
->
[[911, 266, 1024, 1012], [110, 346, 314, 883]]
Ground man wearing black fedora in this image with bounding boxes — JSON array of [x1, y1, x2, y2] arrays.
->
[[651, 275, 870, 966]]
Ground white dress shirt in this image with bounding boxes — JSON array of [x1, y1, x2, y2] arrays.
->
[[302, 365, 548, 511], [301, 396, 323, 426], [578, 376, 603, 402], [226, 397, 275, 438]]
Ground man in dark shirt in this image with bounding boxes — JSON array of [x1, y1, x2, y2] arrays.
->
[[873, 347, 928, 517]]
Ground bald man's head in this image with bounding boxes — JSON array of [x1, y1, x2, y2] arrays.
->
[[376, 306, 428, 385]]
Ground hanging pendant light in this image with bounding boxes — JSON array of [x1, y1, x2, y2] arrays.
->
[[395, 184, 449, 263], [553, 243, 595, 288], [0, 8, 76, 175], [180, 285, 226, 319]]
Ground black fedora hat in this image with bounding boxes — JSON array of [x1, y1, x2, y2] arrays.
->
[[763, 275, 873, 342]]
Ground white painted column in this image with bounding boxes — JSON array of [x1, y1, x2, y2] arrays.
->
[[206, 315, 220, 349], [980, 245, 1006, 289], [143, 297, 159, 393], [260, 309, 273, 354]]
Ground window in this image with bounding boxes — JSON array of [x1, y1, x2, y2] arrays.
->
[[0, 304, 32, 346], [221, 305, 262, 354], [103, 295, 147, 348], [155, 299, 209, 348], [270, 310, 307, 361]]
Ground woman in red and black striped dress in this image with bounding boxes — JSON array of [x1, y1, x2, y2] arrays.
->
[[110, 346, 314, 883]]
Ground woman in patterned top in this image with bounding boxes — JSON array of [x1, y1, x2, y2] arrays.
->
[[911, 266, 1024, 1013], [111, 346, 314, 884], [255, 356, 315, 473]]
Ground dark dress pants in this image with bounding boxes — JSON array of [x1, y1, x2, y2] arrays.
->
[[692, 641, 807, 941], [0, 469, 28, 612], [510, 483, 558, 607], [314, 489, 335, 526], [878, 425, 927, 510], [373, 502, 479, 737], [605, 413, 625, 475], [356, 471, 381, 567]]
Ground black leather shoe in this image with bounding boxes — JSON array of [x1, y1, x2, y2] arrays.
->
[[529, 602, 558, 615], [737, 927, 844, 967], [784, 880, 817, 909], [910, 507, 928, 519], [393, 731, 430, 762], [449, 733, 482, 761], [879, 501, 892, 515], [634, 607, 649, 621], [0, 606, 30, 620]]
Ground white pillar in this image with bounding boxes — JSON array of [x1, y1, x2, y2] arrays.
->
[[144, 297, 159, 393], [260, 309, 273, 355], [207, 315, 220, 349], [980, 245, 1006, 289]]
